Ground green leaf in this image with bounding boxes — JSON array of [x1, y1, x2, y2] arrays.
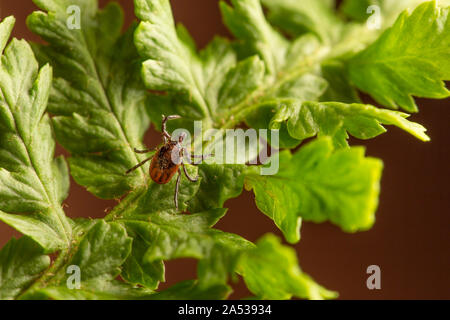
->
[[25, 1, 262, 296], [136, 0, 336, 151], [273, 72, 329, 101], [135, 0, 266, 121], [0, 16, 14, 54], [245, 138, 383, 243], [220, 0, 345, 88], [187, 164, 251, 212], [21, 220, 151, 300], [134, 0, 208, 118], [261, 0, 343, 43], [0, 16, 72, 251], [135, 0, 430, 155], [67, 221, 131, 281], [116, 209, 243, 261], [133, 0, 272, 209], [218, 56, 265, 109], [33, 279, 229, 300], [319, 61, 361, 103], [0, 237, 50, 300], [28, 0, 151, 199], [135, 0, 265, 121], [134, 0, 268, 217], [109, 188, 253, 288], [136, 0, 434, 155], [98, 157, 256, 289], [348, 1, 450, 112], [220, 0, 332, 93], [220, 0, 289, 75], [142, 280, 231, 300], [218, 0, 361, 137], [238, 234, 337, 300], [240, 53, 326, 148], [24, 282, 150, 300], [120, 237, 165, 290], [0, 0, 440, 301], [267, 100, 430, 148]]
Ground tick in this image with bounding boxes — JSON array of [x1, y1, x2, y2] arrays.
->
[[126, 115, 204, 210]]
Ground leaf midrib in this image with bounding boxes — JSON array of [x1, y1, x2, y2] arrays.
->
[[77, 27, 148, 182], [352, 51, 450, 67], [0, 62, 71, 246]]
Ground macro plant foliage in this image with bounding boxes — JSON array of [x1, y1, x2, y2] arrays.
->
[[0, 0, 448, 300]]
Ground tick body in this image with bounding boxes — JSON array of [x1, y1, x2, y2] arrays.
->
[[149, 141, 181, 184], [126, 115, 205, 210]]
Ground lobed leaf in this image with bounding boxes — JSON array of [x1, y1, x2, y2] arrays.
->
[[187, 164, 251, 213], [220, 0, 289, 75], [348, 1, 450, 112], [28, 0, 151, 199], [270, 100, 430, 148], [141, 279, 231, 300], [0, 16, 72, 251], [245, 138, 383, 243]]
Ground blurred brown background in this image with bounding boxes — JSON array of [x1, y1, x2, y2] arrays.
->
[[0, 0, 449, 300]]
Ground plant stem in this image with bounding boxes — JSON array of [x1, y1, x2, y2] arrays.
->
[[17, 248, 70, 299]]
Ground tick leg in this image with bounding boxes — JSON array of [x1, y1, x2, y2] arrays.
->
[[134, 148, 152, 154], [174, 168, 181, 210], [162, 114, 181, 143], [182, 162, 199, 182], [126, 157, 152, 174], [134, 147, 158, 154]]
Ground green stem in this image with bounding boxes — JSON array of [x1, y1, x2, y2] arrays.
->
[[17, 248, 70, 299]]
